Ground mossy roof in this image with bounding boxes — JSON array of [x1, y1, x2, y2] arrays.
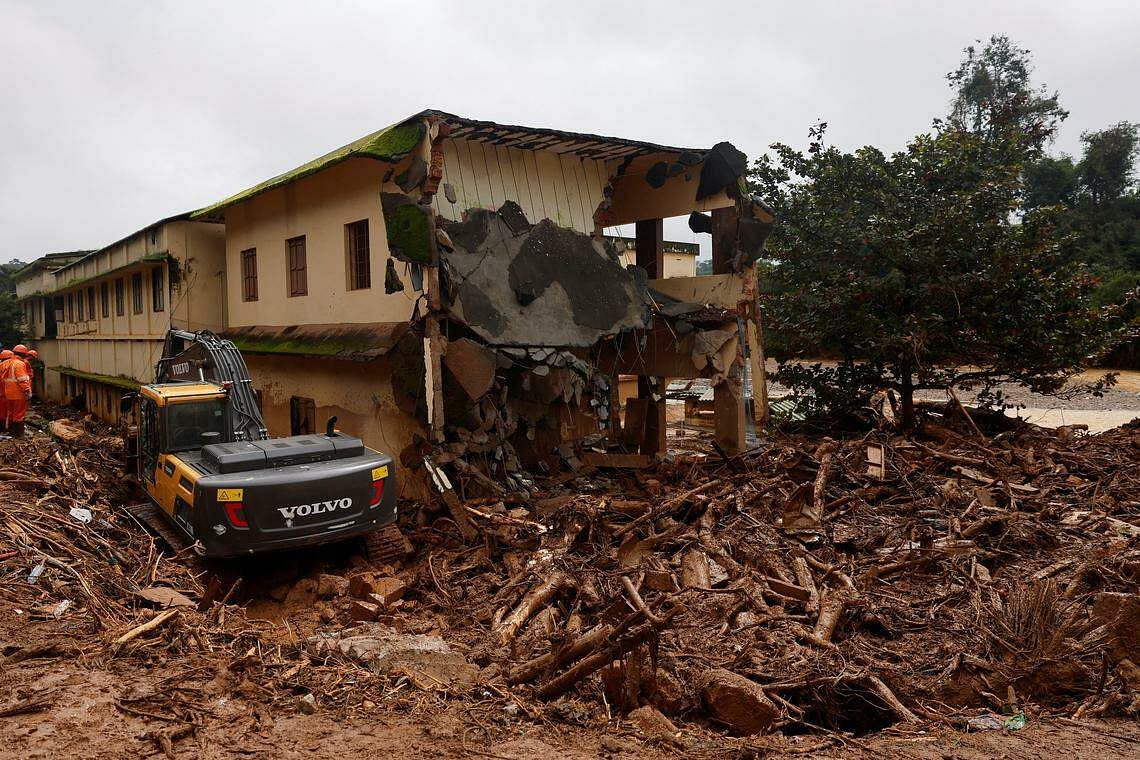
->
[[191, 118, 428, 221], [14, 251, 94, 280], [221, 322, 409, 361], [189, 109, 710, 222], [51, 366, 141, 391]]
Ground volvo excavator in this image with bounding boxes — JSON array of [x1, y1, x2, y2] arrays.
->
[[122, 329, 399, 559]]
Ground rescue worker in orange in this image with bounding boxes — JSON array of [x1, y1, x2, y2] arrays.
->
[[0, 350, 10, 434], [14, 345, 34, 393], [1, 346, 33, 438]]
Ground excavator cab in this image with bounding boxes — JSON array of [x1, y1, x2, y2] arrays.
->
[[123, 329, 397, 557]]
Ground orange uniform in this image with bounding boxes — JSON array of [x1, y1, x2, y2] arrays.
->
[[1, 352, 32, 435], [0, 350, 9, 431]]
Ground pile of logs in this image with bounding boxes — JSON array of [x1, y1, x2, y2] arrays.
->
[[407, 416, 1140, 734]]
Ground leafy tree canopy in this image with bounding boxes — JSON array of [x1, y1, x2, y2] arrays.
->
[[750, 121, 1122, 426]]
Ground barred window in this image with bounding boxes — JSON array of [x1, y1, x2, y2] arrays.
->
[[241, 248, 258, 301], [115, 278, 125, 316], [101, 281, 109, 318], [132, 272, 144, 314], [87, 286, 95, 320], [287, 236, 307, 297], [345, 220, 371, 290], [152, 266, 164, 312]]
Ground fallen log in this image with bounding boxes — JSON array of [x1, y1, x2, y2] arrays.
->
[[807, 591, 849, 647], [496, 571, 574, 643], [536, 609, 678, 699], [863, 674, 920, 724]]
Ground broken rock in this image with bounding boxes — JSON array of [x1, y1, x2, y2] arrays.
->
[[700, 668, 779, 736], [316, 573, 349, 599], [628, 705, 679, 741], [306, 624, 477, 689]]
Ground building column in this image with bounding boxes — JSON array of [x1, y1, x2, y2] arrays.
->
[[635, 219, 666, 456]]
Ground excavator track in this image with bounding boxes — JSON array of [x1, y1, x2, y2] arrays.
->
[[123, 501, 195, 554], [362, 523, 412, 567]]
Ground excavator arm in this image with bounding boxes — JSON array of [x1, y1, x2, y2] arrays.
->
[[155, 329, 268, 442]]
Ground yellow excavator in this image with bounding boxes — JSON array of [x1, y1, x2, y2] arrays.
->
[[123, 329, 398, 558]]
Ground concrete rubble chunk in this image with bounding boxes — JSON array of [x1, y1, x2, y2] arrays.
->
[[316, 573, 349, 599], [700, 668, 779, 736], [628, 704, 678, 740], [442, 338, 498, 401], [307, 624, 478, 689]]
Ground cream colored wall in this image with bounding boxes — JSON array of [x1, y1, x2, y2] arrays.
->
[[244, 353, 427, 499], [619, 250, 698, 278], [223, 158, 418, 328], [431, 138, 617, 233], [169, 220, 227, 332], [42, 219, 227, 389]]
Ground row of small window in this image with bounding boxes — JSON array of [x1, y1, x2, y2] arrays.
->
[[239, 219, 371, 302], [55, 268, 164, 323]]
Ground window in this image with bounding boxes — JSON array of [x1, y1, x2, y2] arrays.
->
[[87, 286, 95, 320], [345, 220, 371, 290], [290, 396, 316, 435], [100, 281, 109, 318], [115, 278, 125, 316], [163, 399, 227, 452], [241, 248, 258, 301], [53, 297, 64, 323], [76, 289, 84, 321], [287, 236, 307, 297], [132, 272, 144, 314], [67, 293, 74, 322], [152, 267, 164, 312]]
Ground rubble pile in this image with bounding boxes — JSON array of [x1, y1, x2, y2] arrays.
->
[[1, 406, 1137, 752], [403, 414, 1140, 736]]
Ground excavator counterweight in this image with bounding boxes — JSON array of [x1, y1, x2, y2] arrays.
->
[[123, 329, 397, 558]]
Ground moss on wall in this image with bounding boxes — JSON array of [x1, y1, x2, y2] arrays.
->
[[51, 366, 141, 391], [382, 194, 435, 265], [191, 118, 428, 220]]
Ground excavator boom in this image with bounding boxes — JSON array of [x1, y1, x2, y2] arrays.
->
[[155, 329, 268, 441]]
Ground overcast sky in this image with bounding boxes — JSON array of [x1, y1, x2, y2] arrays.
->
[[2, 0, 1137, 263]]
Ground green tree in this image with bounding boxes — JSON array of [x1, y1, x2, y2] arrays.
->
[[947, 34, 1068, 154], [1024, 154, 1078, 209], [1077, 122, 1138, 207], [0, 259, 28, 350], [750, 124, 1122, 427]]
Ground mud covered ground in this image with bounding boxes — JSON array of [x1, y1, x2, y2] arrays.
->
[[1, 404, 1138, 758]]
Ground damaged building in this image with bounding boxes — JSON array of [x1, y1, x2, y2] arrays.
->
[[16, 110, 773, 498]]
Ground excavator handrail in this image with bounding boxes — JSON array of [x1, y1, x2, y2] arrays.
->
[[155, 329, 269, 441]]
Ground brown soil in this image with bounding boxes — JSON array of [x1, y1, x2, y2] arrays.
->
[[1, 405, 1138, 758]]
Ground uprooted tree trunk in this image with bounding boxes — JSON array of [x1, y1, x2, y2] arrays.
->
[[495, 571, 574, 644]]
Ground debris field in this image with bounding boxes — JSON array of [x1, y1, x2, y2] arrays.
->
[[0, 406, 1138, 756]]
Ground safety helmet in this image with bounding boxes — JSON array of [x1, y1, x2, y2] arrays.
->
[[12, 344, 27, 355], [28, 350, 38, 358], [0, 350, 12, 360]]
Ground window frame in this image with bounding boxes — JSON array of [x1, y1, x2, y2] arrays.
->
[[132, 272, 144, 315], [241, 248, 258, 302], [115, 278, 125, 316], [287, 235, 307, 297], [151, 266, 165, 312], [345, 220, 371, 291], [100, 280, 109, 318], [87, 285, 95, 320]]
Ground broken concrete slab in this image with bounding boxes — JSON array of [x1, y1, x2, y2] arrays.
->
[[441, 208, 650, 347], [442, 338, 498, 401], [307, 624, 478, 689]]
